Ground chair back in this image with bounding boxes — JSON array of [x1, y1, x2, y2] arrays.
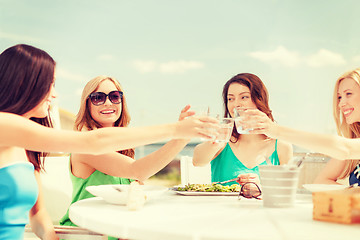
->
[[24, 155, 107, 239], [41, 155, 73, 223], [180, 156, 211, 185]]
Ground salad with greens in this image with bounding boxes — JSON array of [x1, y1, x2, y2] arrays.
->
[[175, 183, 240, 192]]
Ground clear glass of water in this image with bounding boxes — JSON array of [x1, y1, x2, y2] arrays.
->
[[190, 105, 210, 116], [233, 107, 253, 134], [190, 105, 216, 141], [214, 117, 234, 143]]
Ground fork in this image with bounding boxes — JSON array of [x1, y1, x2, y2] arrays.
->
[[213, 177, 240, 185]]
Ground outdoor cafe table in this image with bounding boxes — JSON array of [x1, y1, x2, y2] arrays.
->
[[69, 191, 360, 240]]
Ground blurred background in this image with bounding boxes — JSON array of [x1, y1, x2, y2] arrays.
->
[[1, 0, 359, 185]]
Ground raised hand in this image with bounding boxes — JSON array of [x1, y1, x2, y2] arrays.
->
[[178, 104, 194, 121], [174, 114, 219, 140], [240, 109, 277, 138]]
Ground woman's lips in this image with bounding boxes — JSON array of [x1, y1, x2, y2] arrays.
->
[[100, 109, 115, 114], [343, 108, 354, 118]]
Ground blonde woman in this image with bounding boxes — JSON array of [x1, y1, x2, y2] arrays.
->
[[243, 68, 360, 186], [60, 76, 196, 232], [0, 44, 217, 239]]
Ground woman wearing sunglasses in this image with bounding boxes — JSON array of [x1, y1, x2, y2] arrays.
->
[[193, 73, 293, 187], [59, 76, 197, 235], [0, 44, 218, 240]]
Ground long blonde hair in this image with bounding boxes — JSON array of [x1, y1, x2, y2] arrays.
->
[[333, 68, 360, 178], [74, 75, 134, 158]]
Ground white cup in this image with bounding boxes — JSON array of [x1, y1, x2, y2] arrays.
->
[[214, 117, 234, 143], [259, 165, 300, 208]]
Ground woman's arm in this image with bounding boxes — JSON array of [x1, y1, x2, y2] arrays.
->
[[264, 124, 354, 161], [29, 171, 58, 240], [0, 112, 218, 155], [244, 109, 358, 160], [313, 158, 347, 184], [72, 105, 196, 181], [192, 141, 225, 167], [73, 139, 189, 181]]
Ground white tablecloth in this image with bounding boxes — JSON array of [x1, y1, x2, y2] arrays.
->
[[69, 191, 360, 240]]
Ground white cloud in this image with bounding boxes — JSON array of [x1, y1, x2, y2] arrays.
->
[[132, 60, 157, 73], [249, 46, 346, 68], [249, 46, 300, 67], [132, 60, 204, 74], [56, 67, 88, 82], [159, 61, 204, 73], [306, 49, 346, 67], [0, 31, 42, 43], [97, 54, 115, 61], [352, 55, 360, 63]]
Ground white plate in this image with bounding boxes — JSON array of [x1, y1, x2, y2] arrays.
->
[[302, 184, 347, 192], [172, 191, 238, 196], [86, 184, 168, 205], [171, 187, 238, 196]]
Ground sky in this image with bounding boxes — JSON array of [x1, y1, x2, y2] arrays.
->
[[1, 0, 360, 134]]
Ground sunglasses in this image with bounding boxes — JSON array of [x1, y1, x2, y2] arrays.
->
[[238, 182, 262, 200], [88, 91, 123, 106]]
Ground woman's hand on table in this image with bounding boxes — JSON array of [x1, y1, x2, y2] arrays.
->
[[236, 173, 260, 186]]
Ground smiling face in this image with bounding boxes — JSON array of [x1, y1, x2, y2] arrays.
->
[[337, 77, 360, 124], [227, 83, 257, 117], [89, 79, 122, 127]]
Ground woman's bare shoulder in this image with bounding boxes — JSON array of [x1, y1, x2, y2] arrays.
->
[[0, 112, 23, 120], [277, 139, 293, 152], [276, 139, 293, 164]]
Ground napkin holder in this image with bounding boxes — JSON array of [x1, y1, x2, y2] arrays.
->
[[312, 187, 360, 224]]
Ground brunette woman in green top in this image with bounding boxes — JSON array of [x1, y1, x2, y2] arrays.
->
[[193, 73, 293, 186], [60, 76, 198, 235]]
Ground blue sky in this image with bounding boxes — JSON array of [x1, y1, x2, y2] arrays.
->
[[1, 0, 360, 133]]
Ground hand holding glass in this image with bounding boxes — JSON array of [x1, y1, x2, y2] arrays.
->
[[214, 118, 234, 143], [233, 107, 253, 134], [190, 106, 217, 141]]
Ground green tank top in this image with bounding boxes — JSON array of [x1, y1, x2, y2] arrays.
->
[[211, 139, 280, 186], [59, 161, 133, 240]]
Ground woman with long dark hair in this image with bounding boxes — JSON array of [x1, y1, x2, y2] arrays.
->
[[193, 73, 293, 186], [0, 44, 218, 239]]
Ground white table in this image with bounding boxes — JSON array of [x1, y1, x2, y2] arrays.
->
[[69, 191, 360, 240]]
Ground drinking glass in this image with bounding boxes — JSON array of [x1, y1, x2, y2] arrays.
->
[[214, 117, 234, 143], [190, 106, 216, 141], [233, 107, 253, 134], [190, 105, 210, 116]]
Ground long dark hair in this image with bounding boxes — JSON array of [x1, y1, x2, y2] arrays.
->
[[222, 73, 274, 142], [0, 44, 56, 171]]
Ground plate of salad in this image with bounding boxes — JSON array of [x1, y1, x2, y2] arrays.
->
[[171, 183, 240, 196]]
